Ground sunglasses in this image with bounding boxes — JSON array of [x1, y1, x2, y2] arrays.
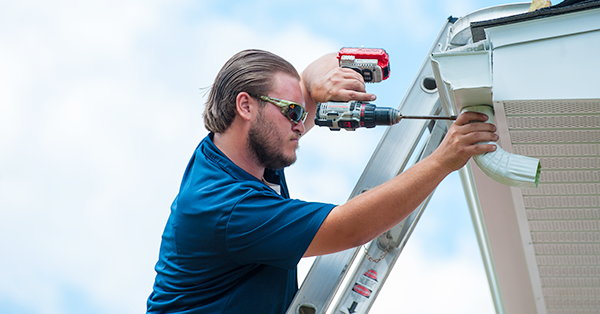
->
[[259, 95, 307, 124]]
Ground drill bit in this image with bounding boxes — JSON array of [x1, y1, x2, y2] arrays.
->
[[399, 114, 458, 120]]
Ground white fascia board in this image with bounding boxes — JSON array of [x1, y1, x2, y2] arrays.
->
[[485, 8, 600, 101], [431, 46, 492, 112], [485, 7, 600, 49]]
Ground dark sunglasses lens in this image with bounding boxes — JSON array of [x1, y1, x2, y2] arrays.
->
[[287, 105, 303, 123]]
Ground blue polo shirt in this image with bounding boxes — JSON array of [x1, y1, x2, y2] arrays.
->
[[147, 134, 336, 314]]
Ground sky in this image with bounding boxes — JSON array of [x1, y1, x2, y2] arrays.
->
[[0, 0, 523, 313]]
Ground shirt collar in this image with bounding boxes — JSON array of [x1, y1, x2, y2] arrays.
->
[[203, 133, 282, 184]]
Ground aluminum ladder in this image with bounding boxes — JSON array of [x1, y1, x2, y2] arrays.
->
[[286, 18, 456, 314]]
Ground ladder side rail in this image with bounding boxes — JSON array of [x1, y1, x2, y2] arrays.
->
[[286, 19, 456, 314], [333, 119, 449, 314], [289, 249, 360, 314]]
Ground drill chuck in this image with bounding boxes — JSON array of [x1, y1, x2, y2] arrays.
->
[[362, 103, 401, 127]]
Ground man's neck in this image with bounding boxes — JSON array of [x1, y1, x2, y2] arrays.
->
[[212, 131, 265, 180]]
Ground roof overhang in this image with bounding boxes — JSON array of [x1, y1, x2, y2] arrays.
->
[[430, 3, 600, 314]]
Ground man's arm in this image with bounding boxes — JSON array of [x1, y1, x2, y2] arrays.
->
[[304, 111, 499, 257], [300, 53, 376, 132]]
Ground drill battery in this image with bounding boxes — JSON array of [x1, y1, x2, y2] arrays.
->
[[337, 47, 390, 83]]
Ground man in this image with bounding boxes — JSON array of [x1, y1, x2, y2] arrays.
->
[[147, 49, 497, 313]]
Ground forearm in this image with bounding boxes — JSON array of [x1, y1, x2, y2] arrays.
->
[[300, 53, 338, 132], [301, 53, 339, 101], [304, 111, 499, 257], [304, 155, 452, 257]]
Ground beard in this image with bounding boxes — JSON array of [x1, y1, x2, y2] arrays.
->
[[247, 109, 298, 170]]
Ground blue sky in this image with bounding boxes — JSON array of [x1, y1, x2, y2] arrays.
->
[[0, 0, 524, 313]]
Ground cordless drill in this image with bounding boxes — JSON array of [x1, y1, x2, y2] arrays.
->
[[314, 101, 457, 131], [315, 48, 456, 131]]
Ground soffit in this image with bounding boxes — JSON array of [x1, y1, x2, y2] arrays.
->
[[497, 99, 600, 313]]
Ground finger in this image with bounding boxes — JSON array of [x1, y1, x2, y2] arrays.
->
[[340, 78, 367, 93], [459, 121, 497, 134], [338, 67, 366, 82], [450, 123, 498, 144], [326, 80, 367, 100], [447, 122, 496, 143], [462, 130, 499, 145], [468, 143, 498, 155], [337, 90, 377, 102], [329, 67, 365, 84], [447, 144, 497, 163], [454, 111, 489, 125]]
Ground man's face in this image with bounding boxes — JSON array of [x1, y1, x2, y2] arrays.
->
[[247, 107, 296, 169], [246, 72, 305, 170]]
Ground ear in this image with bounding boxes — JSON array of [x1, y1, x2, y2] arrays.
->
[[235, 92, 257, 122]]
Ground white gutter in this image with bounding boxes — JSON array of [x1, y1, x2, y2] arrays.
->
[[430, 41, 507, 314], [431, 42, 540, 189]]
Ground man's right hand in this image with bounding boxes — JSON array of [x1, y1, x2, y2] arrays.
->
[[429, 111, 498, 173], [300, 52, 376, 132], [308, 66, 377, 103]]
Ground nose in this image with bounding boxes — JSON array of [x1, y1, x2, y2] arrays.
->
[[293, 119, 305, 136]]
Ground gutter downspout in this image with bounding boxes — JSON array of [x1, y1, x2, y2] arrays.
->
[[461, 105, 540, 189]]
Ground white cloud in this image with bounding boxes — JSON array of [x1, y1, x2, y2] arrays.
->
[[191, 19, 338, 87], [371, 236, 495, 313]]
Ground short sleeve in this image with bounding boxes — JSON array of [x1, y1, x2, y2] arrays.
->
[[225, 190, 335, 269]]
